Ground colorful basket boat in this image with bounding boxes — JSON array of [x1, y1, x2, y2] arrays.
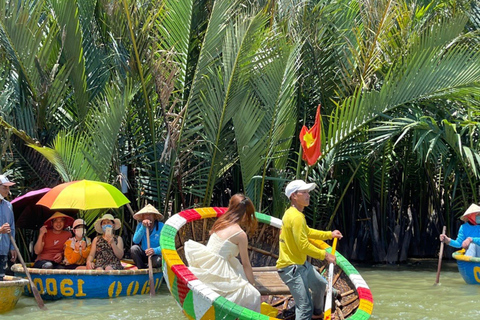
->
[[12, 263, 163, 300], [452, 249, 480, 284], [0, 275, 29, 313], [161, 207, 374, 320]]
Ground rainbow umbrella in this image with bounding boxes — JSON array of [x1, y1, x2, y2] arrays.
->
[[37, 180, 130, 210]]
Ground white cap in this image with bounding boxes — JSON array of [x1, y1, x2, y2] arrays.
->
[[0, 175, 15, 186], [285, 180, 316, 199]]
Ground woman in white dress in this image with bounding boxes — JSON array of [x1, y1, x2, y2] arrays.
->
[[184, 194, 261, 312]]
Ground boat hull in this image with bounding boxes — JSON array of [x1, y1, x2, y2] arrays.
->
[[160, 207, 373, 320], [452, 250, 480, 284], [12, 264, 163, 299], [0, 276, 29, 313]]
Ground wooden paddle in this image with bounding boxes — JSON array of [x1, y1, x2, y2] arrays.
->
[[146, 227, 155, 296], [9, 233, 47, 310], [324, 237, 338, 320], [435, 226, 447, 285]]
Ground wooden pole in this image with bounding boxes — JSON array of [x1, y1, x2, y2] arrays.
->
[[146, 227, 155, 296], [9, 234, 47, 310], [435, 226, 447, 285], [324, 238, 338, 320]]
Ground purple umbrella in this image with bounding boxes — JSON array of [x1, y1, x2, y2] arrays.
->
[[12, 188, 76, 229]]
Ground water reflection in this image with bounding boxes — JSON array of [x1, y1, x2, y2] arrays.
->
[[2, 260, 479, 320]]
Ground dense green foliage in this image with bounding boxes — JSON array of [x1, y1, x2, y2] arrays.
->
[[1, 0, 480, 262]]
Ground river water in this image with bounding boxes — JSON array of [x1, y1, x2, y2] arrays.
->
[[2, 259, 479, 320]]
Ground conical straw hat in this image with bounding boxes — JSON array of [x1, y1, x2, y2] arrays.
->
[[133, 204, 164, 221], [460, 203, 480, 221]]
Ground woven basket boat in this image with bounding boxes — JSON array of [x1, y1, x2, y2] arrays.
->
[[452, 249, 480, 285], [11, 262, 162, 300], [0, 275, 29, 313], [161, 207, 374, 320]]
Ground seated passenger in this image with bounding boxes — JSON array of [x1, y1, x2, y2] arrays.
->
[[130, 204, 164, 269], [87, 214, 124, 270], [33, 212, 74, 269], [184, 194, 261, 312], [440, 203, 480, 257], [64, 219, 91, 269]]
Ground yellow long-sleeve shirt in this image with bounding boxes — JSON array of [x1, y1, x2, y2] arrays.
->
[[276, 206, 332, 269]]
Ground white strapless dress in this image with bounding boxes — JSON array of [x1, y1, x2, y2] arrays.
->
[[184, 232, 261, 312]]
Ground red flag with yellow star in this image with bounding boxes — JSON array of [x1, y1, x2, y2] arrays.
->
[[299, 105, 322, 166]]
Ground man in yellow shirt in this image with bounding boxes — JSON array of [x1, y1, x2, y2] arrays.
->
[[276, 180, 343, 320]]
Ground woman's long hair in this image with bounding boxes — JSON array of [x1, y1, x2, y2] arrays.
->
[[210, 194, 258, 236]]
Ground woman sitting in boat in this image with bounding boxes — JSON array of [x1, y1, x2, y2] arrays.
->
[[64, 219, 92, 269], [184, 194, 261, 312], [86, 214, 124, 270], [130, 204, 164, 269], [33, 212, 74, 269], [440, 203, 480, 257]]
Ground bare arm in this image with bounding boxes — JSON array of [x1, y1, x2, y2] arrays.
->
[[34, 226, 47, 255], [236, 232, 255, 285], [86, 237, 98, 269], [110, 236, 124, 260]]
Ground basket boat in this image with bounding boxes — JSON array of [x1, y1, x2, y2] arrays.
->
[[160, 207, 374, 320], [0, 275, 29, 313], [452, 249, 480, 284], [12, 262, 163, 300]]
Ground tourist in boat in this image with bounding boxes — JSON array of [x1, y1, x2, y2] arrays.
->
[[277, 180, 343, 320], [440, 203, 480, 257], [130, 204, 164, 269], [64, 219, 92, 269], [0, 175, 17, 280], [33, 211, 74, 269], [87, 213, 124, 270], [184, 194, 261, 312]]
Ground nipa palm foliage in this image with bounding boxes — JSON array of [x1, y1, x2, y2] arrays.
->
[[2, 0, 480, 263]]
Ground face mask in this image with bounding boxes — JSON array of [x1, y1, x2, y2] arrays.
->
[[74, 228, 84, 238], [102, 224, 113, 232], [476, 216, 480, 224]]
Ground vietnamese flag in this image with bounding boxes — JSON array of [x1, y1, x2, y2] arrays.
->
[[299, 105, 322, 166]]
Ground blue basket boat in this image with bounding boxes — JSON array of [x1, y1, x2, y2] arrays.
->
[[12, 263, 163, 299], [452, 249, 480, 284]]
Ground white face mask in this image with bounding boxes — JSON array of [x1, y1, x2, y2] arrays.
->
[[74, 228, 85, 238]]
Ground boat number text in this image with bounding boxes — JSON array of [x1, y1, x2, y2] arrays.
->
[[26, 278, 161, 298]]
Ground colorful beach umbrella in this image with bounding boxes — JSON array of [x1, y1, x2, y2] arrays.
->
[[36, 180, 130, 210]]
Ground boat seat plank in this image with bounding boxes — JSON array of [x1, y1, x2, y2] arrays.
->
[[253, 267, 290, 295]]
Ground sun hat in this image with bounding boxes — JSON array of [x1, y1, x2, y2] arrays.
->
[[43, 212, 75, 229], [0, 175, 15, 186], [133, 204, 164, 221], [285, 180, 316, 199], [73, 219, 87, 229], [94, 213, 121, 234], [460, 204, 480, 222]]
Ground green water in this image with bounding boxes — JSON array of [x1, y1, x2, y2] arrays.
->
[[2, 260, 479, 320]]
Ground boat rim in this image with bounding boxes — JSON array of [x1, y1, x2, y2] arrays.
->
[[452, 249, 480, 262], [11, 263, 161, 275]]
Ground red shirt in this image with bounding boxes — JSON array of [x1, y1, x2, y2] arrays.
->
[[36, 230, 71, 262]]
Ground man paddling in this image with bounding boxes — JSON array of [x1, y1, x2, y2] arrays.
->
[[276, 180, 343, 320], [0, 174, 17, 280]]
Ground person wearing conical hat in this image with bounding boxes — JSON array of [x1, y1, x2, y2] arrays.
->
[[33, 211, 74, 269], [130, 204, 164, 269], [440, 203, 480, 257]]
